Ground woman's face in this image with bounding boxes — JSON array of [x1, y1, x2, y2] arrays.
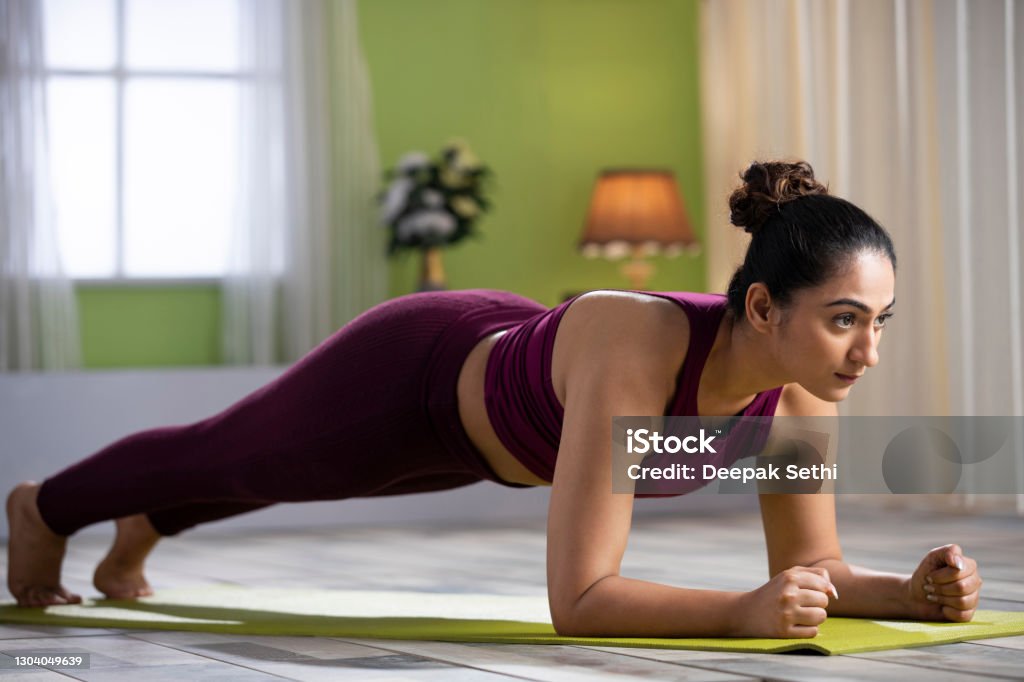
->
[[774, 251, 896, 402]]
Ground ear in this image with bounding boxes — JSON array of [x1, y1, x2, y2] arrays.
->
[[744, 282, 779, 334]]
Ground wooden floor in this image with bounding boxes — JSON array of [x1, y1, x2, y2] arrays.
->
[[1, 503, 1022, 681]]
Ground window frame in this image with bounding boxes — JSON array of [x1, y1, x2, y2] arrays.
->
[[45, 0, 245, 285]]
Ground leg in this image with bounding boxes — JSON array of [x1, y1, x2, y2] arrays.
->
[[93, 502, 274, 599], [33, 294, 463, 536], [8, 290, 542, 606]]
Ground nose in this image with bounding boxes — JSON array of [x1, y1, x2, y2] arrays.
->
[[849, 328, 881, 368]]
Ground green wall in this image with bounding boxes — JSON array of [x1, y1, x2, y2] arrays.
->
[[77, 286, 222, 367], [362, 0, 706, 303], [77, 0, 706, 367]]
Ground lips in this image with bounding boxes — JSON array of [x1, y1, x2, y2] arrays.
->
[[835, 372, 862, 384]]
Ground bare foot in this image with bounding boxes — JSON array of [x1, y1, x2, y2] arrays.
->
[[5, 481, 82, 607], [92, 514, 159, 600]]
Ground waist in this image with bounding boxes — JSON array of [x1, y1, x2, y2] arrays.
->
[[459, 330, 552, 486], [481, 319, 565, 484]]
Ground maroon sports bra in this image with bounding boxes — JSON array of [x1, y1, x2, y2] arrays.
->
[[483, 290, 784, 493]]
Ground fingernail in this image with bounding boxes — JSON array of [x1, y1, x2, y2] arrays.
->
[[954, 556, 964, 571], [924, 584, 935, 593], [926, 575, 933, 584], [830, 585, 839, 600], [926, 594, 937, 602]]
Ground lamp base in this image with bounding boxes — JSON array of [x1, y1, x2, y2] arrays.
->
[[620, 257, 654, 290], [418, 247, 447, 292]]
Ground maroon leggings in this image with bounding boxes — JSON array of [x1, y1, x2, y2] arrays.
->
[[36, 290, 544, 537]]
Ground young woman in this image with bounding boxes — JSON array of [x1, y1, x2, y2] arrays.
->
[[6, 160, 982, 639]]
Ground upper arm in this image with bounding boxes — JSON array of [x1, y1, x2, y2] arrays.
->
[[546, 299, 682, 630], [758, 382, 843, 576]]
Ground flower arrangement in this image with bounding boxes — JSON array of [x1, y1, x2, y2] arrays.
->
[[378, 139, 492, 255]]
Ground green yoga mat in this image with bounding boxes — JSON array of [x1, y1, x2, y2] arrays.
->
[[1, 586, 1022, 655]]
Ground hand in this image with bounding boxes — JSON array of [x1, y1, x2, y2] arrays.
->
[[735, 566, 839, 638], [905, 544, 982, 622]]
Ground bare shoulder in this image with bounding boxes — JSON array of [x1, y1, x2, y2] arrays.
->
[[557, 290, 690, 362], [559, 290, 689, 352], [775, 382, 839, 417], [551, 291, 690, 406]]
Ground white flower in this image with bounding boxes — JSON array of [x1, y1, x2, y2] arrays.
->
[[421, 189, 444, 208], [396, 210, 457, 242], [397, 152, 431, 173], [380, 176, 414, 225]]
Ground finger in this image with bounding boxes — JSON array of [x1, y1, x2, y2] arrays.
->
[[943, 545, 965, 571], [941, 605, 975, 623], [796, 588, 830, 609], [793, 570, 839, 599], [928, 564, 974, 586], [803, 566, 840, 598], [789, 625, 820, 638], [793, 605, 828, 627], [930, 555, 979, 585], [927, 593, 977, 610], [794, 602, 827, 622], [933, 575, 982, 597], [921, 543, 962, 573]]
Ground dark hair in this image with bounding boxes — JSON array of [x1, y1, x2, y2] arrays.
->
[[725, 160, 897, 322]]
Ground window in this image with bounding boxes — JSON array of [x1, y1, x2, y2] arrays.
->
[[43, 0, 241, 280]]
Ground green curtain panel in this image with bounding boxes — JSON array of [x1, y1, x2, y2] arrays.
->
[[2, 587, 1023, 655]]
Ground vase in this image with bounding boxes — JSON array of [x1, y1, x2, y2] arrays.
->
[[418, 246, 447, 291]]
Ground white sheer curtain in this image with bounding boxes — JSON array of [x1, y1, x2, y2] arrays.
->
[[700, 0, 1024, 510], [223, 0, 385, 365], [0, 0, 81, 371]]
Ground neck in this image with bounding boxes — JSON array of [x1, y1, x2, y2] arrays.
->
[[702, 311, 790, 408]]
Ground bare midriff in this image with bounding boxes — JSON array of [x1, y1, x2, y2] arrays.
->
[[456, 330, 553, 487]]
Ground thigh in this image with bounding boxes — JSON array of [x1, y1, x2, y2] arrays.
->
[[193, 292, 499, 500]]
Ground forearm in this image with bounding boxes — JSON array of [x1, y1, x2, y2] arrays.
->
[[809, 558, 911, 618], [561, 575, 746, 638]]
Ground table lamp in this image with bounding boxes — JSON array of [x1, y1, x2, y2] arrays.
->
[[578, 169, 700, 290]]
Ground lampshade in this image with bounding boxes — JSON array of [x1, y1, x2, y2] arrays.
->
[[578, 169, 699, 259]]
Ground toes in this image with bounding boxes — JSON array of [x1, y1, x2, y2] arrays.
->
[[58, 588, 82, 604], [17, 586, 82, 608], [18, 588, 65, 608]]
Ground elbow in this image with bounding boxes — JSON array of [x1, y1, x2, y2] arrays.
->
[[549, 589, 589, 637], [549, 576, 613, 637], [551, 608, 592, 637], [549, 600, 580, 637]]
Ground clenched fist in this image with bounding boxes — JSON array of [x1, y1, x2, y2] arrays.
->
[[906, 543, 982, 622], [734, 566, 839, 638]]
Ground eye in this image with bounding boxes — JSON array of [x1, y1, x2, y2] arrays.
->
[[834, 311, 894, 329], [835, 313, 856, 329]]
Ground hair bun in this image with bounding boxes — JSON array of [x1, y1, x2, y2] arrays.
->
[[728, 160, 828, 234]]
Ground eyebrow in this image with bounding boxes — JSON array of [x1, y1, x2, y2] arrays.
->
[[824, 298, 896, 313]]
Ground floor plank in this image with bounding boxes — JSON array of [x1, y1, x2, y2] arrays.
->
[[573, 645, 1011, 682], [328, 638, 754, 682], [128, 631, 522, 681], [851, 641, 1024, 680], [0, 635, 283, 681]]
